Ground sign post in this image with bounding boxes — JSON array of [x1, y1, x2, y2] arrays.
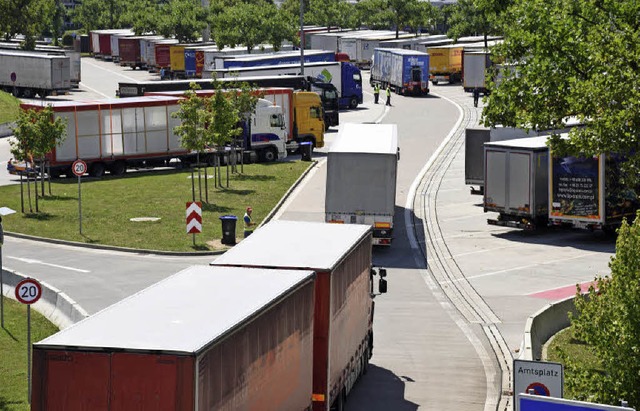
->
[[514, 359, 564, 411], [72, 160, 87, 235], [15, 277, 42, 404], [186, 202, 202, 246]]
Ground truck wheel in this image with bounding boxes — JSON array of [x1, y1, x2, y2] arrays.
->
[[349, 97, 358, 109], [89, 162, 105, 178], [109, 161, 126, 176], [261, 148, 278, 163], [22, 88, 34, 98]]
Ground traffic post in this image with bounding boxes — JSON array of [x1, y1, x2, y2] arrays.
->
[[72, 159, 87, 235], [15, 277, 43, 404], [186, 201, 202, 246]]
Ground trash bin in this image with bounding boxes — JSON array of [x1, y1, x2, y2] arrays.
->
[[300, 141, 313, 161], [219, 215, 238, 245]]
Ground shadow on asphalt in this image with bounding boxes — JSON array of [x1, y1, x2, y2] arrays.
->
[[372, 206, 427, 270], [492, 226, 616, 253], [347, 364, 419, 411]]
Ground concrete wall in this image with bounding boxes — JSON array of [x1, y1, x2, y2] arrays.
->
[[1, 268, 88, 330], [0, 122, 15, 138], [521, 296, 577, 361]]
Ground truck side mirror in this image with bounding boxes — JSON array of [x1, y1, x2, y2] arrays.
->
[[378, 278, 387, 294], [379, 268, 387, 278]]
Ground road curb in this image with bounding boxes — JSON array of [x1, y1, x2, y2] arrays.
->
[[1, 268, 89, 330], [521, 296, 576, 361]]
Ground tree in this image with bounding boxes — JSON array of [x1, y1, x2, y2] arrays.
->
[[356, 0, 422, 38], [447, 0, 509, 45], [0, 0, 57, 47], [120, 0, 161, 35], [559, 212, 640, 407], [212, 2, 270, 52], [71, 0, 127, 32], [157, 0, 207, 43], [481, 0, 640, 184], [10, 106, 66, 212]]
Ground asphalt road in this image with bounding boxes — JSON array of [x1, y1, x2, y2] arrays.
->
[[0, 58, 616, 410]]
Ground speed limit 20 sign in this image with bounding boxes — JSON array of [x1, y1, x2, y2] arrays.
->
[[15, 278, 43, 305], [72, 159, 87, 177]]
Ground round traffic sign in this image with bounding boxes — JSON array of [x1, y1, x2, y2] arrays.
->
[[525, 382, 550, 396], [10, 72, 16, 82], [72, 159, 87, 177], [15, 278, 43, 305]]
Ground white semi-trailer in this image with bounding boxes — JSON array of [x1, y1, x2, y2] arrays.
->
[[0, 50, 71, 98], [325, 123, 399, 245]]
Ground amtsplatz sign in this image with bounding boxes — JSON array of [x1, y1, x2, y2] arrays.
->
[[186, 202, 202, 234], [15, 278, 42, 305]]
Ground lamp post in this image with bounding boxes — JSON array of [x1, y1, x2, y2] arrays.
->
[[299, 0, 305, 76]]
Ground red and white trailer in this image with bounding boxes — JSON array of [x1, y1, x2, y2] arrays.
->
[[211, 220, 387, 411], [32, 266, 316, 411]]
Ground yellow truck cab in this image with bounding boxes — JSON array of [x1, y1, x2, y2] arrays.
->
[[292, 91, 325, 149]]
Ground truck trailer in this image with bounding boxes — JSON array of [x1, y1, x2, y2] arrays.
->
[[211, 220, 387, 411], [549, 151, 640, 233], [209, 61, 363, 110], [370, 48, 429, 95], [484, 136, 550, 230], [20, 94, 287, 177], [462, 50, 492, 92], [325, 123, 399, 245], [0, 43, 80, 86], [32, 265, 316, 411], [221, 49, 336, 69], [0, 50, 71, 98]]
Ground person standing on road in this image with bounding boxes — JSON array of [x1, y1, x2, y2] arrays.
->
[[473, 87, 480, 107], [385, 85, 392, 106], [243, 207, 256, 238], [373, 83, 380, 104]]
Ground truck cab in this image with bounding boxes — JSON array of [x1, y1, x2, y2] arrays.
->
[[292, 91, 325, 148], [340, 62, 364, 109], [246, 99, 288, 162], [308, 80, 339, 130]]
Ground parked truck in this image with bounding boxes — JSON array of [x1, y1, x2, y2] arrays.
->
[[211, 220, 388, 411], [549, 151, 640, 233], [325, 123, 399, 245], [0, 50, 71, 98], [209, 61, 363, 110], [370, 48, 429, 95], [427, 44, 463, 84], [0, 43, 80, 86], [462, 50, 492, 93], [119, 75, 341, 130], [221, 49, 336, 69], [483, 136, 550, 230], [32, 265, 316, 411], [118, 36, 144, 69], [19, 94, 287, 177], [146, 87, 325, 153]]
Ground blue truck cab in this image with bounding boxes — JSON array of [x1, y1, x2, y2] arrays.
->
[[340, 62, 363, 109]]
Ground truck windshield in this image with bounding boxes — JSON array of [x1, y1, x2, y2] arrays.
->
[[353, 73, 362, 84], [310, 107, 321, 119], [323, 89, 338, 100], [270, 114, 284, 128]]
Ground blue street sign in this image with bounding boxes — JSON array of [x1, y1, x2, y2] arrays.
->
[[519, 393, 635, 411]]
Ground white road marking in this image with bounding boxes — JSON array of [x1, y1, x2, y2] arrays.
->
[[7, 256, 90, 273], [78, 82, 110, 98]]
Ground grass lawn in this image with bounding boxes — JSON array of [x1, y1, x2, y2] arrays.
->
[[0, 91, 21, 124], [0, 298, 59, 411], [546, 326, 604, 399], [0, 160, 311, 251]]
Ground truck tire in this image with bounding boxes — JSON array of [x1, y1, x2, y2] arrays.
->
[[261, 148, 278, 163], [22, 88, 34, 99], [109, 161, 126, 176], [349, 97, 358, 109], [89, 162, 105, 178]]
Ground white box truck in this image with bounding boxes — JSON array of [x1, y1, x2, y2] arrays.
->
[[0, 50, 71, 98], [325, 123, 399, 245]]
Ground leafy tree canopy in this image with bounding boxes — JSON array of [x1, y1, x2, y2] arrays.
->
[[158, 0, 207, 43], [482, 0, 640, 183]]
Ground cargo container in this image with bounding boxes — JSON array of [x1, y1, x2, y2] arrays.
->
[[308, 30, 364, 52], [90, 29, 133, 59], [19, 94, 287, 177], [221, 49, 336, 69], [110, 32, 134, 63], [549, 151, 640, 233], [462, 50, 492, 92], [338, 31, 410, 68], [138, 36, 166, 69], [325, 123, 399, 245], [32, 266, 316, 411], [211, 220, 387, 411], [370, 48, 430, 95], [379, 34, 446, 51], [154, 41, 176, 72], [0, 42, 80, 85], [202, 44, 294, 72], [484, 136, 550, 230], [118, 36, 143, 69], [0, 50, 71, 98]]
